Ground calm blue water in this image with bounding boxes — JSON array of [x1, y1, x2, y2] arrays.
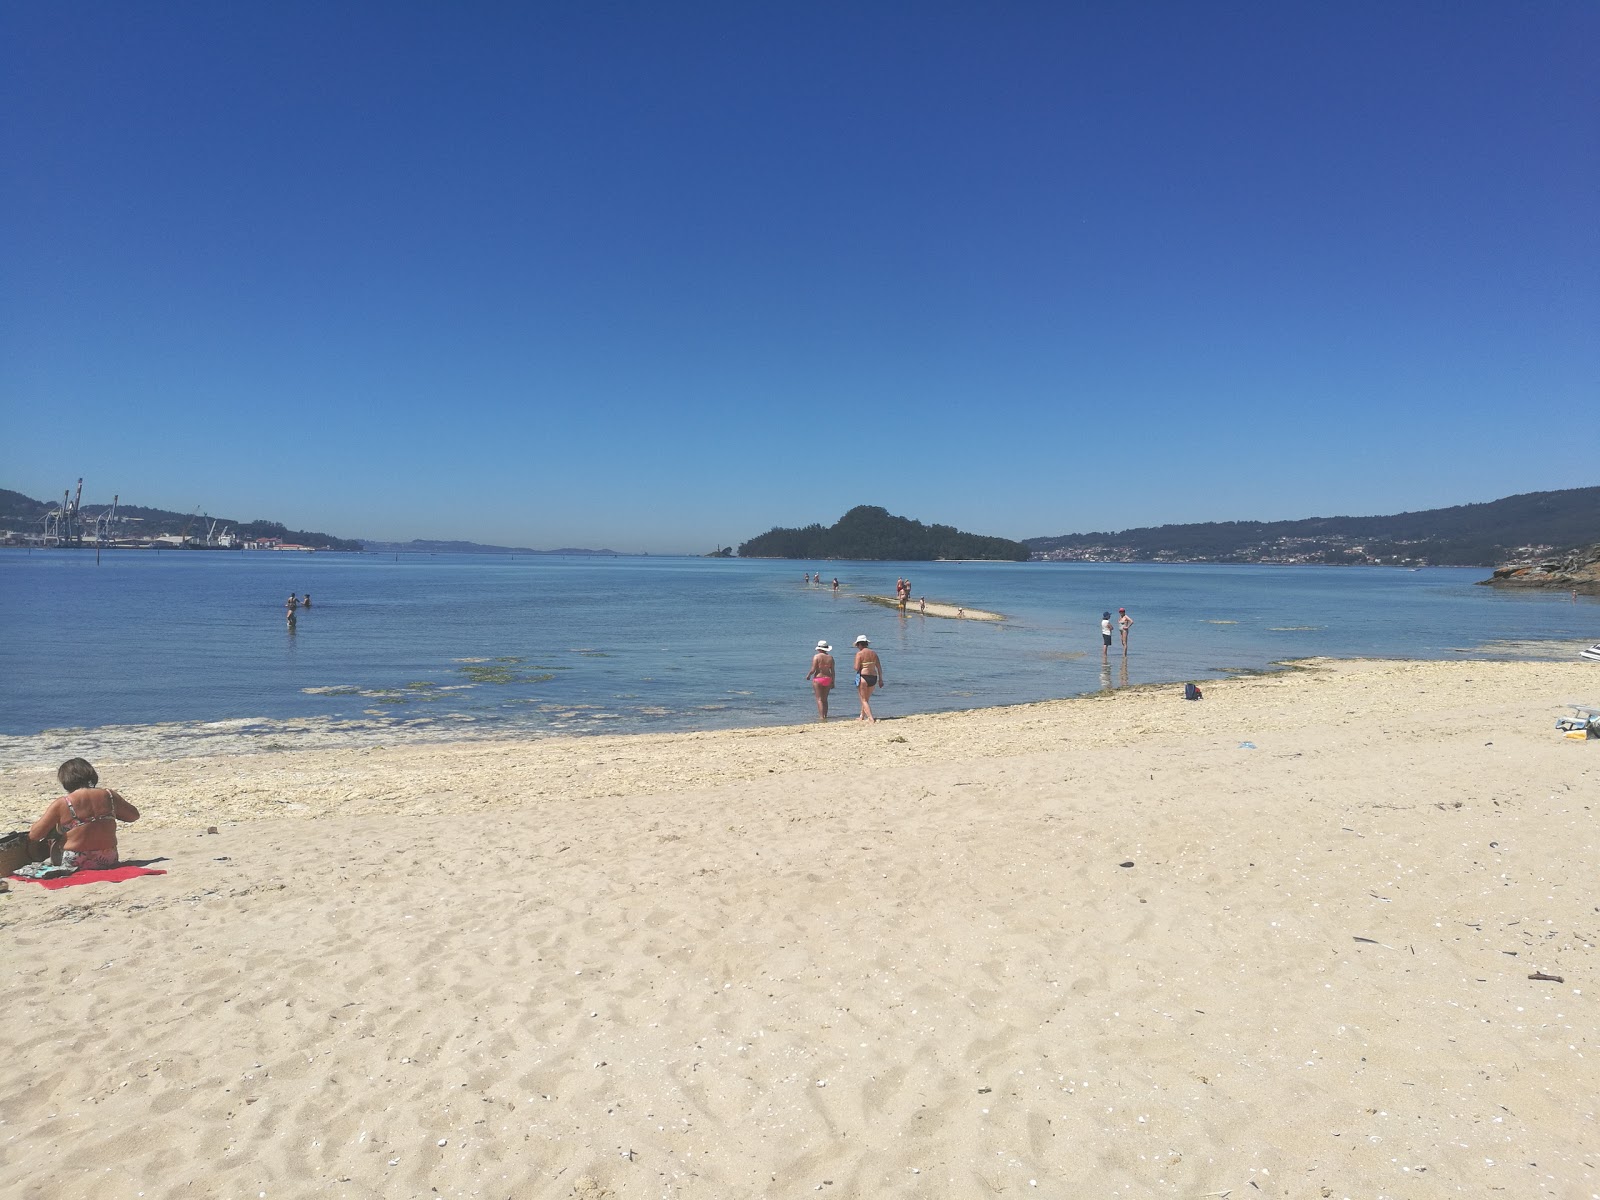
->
[[2, 549, 1595, 763]]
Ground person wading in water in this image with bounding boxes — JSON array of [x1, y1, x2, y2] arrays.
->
[[852, 634, 884, 723]]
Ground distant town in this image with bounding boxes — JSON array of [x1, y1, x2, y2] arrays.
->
[[1030, 535, 1560, 568], [0, 483, 361, 552]]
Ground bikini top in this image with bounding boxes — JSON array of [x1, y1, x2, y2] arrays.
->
[[56, 792, 118, 837]]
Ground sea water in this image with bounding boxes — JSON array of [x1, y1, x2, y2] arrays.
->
[[1, 549, 1593, 767]]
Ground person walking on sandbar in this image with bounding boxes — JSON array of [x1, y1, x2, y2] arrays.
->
[[852, 634, 884, 723]]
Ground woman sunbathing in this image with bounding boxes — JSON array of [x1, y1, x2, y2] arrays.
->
[[29, 758, 140, 870]]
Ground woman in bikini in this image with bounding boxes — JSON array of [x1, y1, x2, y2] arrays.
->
[[806, 640, 836, 721], [852, 634, 884, 723], [28, 757, 140, 870]]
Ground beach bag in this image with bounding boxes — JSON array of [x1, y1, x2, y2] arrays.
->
[[0, 831, 33, 876], [1184, 683, 1203, 701]]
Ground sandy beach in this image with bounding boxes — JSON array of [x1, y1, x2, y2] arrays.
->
[[2, 658, 1596, 1199]]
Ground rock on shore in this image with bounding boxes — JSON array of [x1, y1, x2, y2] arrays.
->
[[1480, 542, 1600, 593]]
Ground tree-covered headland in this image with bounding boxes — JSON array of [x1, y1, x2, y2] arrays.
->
[[738, 506, 1030, 561]]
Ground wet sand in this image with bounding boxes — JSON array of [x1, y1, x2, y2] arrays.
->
[[2, 658, 1596, 1199]]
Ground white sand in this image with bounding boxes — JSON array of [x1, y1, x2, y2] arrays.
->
[[2, 658, 1596, 1199]]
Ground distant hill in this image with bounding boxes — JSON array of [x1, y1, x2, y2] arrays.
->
[[359, 539, 624, 555], [1, 488, 361, 551], [1026, 487, 1600, 567], [739, 505, 1030, 561]]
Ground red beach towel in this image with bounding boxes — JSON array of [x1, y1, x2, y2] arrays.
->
[[10, 865, 167, 890]]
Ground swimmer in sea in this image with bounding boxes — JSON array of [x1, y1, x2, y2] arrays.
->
[[806, 640, 836, 721], [852, 634, 884, 723]]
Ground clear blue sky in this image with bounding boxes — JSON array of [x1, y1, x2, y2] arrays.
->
[[4, 2, 1595, 552]]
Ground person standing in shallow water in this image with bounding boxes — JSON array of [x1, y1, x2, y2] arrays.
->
[[806, 640, 836, 721], [1101, 611, 1113, 661], [1118, 607, 1132, 654], [852, 634, 884, 723]]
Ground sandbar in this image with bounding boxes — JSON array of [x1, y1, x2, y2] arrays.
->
[[2, 658, 1596, 1198], [861, 594, 1004, 621]]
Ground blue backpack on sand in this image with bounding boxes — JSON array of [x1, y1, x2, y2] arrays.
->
[[1184, 682, 1203, 701]]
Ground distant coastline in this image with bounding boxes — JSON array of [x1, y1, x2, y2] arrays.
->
[[9, 483, 1593, 565], [358, 539, 628, 556], [1026, 485, 1599, 568]]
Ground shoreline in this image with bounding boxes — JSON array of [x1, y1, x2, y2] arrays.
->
[[3, 641, 1595, 774], [2, 657, 1596, 1197], [3, 655, 1593, 831]]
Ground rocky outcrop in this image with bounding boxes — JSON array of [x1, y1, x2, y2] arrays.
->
[[1479, 543, 1600, 593]]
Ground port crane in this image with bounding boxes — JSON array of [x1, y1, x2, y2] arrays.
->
[[201, 517, 238, 548], [93, 495, 120, 544], [39, 479, 85, 546]]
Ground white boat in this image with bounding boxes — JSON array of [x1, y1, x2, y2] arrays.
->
[[1582, 643, 1600, 662]]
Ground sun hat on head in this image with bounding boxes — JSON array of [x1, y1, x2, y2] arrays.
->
[[815, 640, 832, 652], [1119, 608, 1125, 613], [854, 634, 869, 645], [1103, 612, 1111, 619]]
